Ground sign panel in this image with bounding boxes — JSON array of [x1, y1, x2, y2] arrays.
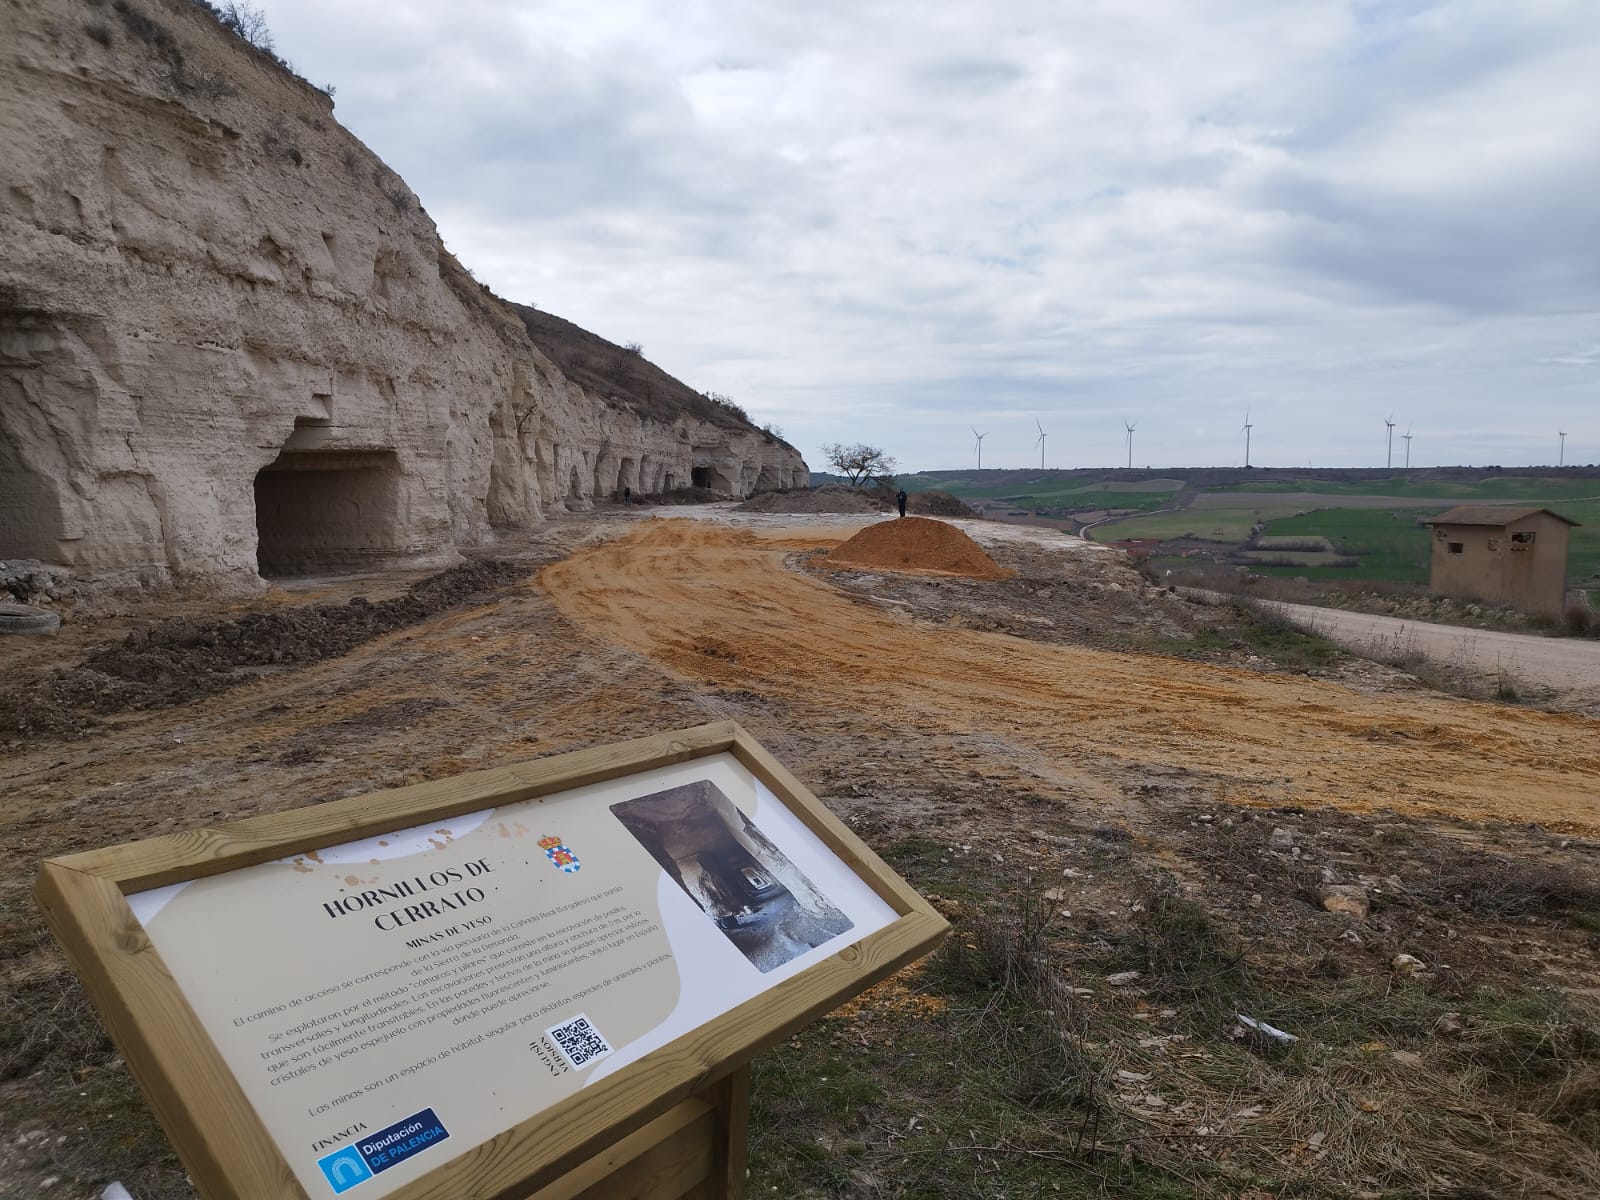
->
[[127, 754, 895, 1199], [37, 724, 943, 1200]]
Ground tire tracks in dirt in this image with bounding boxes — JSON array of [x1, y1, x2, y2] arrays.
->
[[540, 519, 1600, 834]]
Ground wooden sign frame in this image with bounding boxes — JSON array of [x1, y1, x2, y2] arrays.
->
[[36, 722, 947, 1200]]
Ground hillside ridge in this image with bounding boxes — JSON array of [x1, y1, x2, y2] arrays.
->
[[0, 0, 805, 594]]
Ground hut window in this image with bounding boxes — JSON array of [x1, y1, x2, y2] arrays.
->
[[1447, 542, 1464, 555], [1511, 531, 1536, 546]]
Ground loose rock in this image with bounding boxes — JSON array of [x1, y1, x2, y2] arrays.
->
[[1320, 884, 1371, 920]]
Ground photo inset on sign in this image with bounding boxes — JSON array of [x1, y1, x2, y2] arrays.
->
[[611, 780, 853, 972]]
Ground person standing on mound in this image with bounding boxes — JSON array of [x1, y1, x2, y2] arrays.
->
[[895, 488, 908, 518]]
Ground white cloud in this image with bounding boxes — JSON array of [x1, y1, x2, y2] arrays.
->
[[259, 0, 1600, 469]]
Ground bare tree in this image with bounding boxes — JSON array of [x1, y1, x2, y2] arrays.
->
[[822, 443, 897, 486], [218, 2, 274, 52]]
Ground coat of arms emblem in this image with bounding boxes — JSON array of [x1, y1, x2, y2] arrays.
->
[[539, 835, 580, 873]]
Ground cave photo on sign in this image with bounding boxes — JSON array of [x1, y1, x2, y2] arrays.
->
[[610, 780, 853, 972]]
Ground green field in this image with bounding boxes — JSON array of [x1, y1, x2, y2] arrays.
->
[[1238, 550, 1354, 568], [1210, 474, 1600, 502], [1090, 478, 1597, 586], [1256, 535, 1334, 552], [1252, 509, 1436, 581], [867, 468, 1600, 588], [1553, 498, 1600, 582], [1094, 507, 1295, 543]]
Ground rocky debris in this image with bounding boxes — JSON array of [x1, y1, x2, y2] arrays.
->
[[810, 521, 1303, 668], [1320, 884, 1371, 919], [0, 559, 539, 740], [1, 560, 74, 606], [1390, 953, 1426, 977], [824, 518, 1014, 580], [1105, 970, 1142, 986]]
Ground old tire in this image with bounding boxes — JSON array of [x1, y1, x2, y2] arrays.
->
[[0, 602, 61, 635]]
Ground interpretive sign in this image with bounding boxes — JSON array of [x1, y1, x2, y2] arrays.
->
[[36, 722, 946, 1200]]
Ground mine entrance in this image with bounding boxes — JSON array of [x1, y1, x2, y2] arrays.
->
[[691, 466, 712, 488], [254, 450, 401, 576]]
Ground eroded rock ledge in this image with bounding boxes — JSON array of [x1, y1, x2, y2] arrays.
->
[[0, 0, 806, 594]]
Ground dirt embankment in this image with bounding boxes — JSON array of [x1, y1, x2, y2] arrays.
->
[[540, 520, 1600, 834]]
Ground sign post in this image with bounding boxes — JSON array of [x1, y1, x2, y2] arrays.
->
[[36, 722, 947, 1199]]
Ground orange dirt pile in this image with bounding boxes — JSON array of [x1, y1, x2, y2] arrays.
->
[[824, 516, 1012, 579]]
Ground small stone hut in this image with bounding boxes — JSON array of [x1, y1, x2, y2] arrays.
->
[[1422, 506, 1579, 616]]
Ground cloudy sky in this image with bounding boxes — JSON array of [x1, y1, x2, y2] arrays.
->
[[257, 0, 1599, 472]]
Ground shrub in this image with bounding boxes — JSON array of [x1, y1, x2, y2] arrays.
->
[[705, 392, 750, 422], [935, 894, 1066, 1009], [1122, 877, 1247, 1013]]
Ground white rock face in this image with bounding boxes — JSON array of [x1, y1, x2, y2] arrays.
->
[[0, 0, 805, 593]]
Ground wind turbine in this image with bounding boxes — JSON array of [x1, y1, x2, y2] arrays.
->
[[1402, 427, 1413, 469], [1241, 410, 1253, 468], [1124, 420, 1136, 470], [1035, 419, 1047, 469], [1385, 413, 1396, 469], [1559, 431, 1567, 466], [972, 427, 988, 470]]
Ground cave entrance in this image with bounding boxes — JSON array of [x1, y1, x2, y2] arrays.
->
[[254, 450, 401, 577], [691, 466, 712, 489]]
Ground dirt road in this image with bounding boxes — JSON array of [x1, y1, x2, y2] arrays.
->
[[542, 519, 1600, 833], [1267, 599, 1600, 700]]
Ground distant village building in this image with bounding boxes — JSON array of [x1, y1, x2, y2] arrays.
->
[[1423, 506, 1579, 616]]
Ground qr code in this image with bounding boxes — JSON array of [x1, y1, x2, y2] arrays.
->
[[546, 1013, 612, 1069]]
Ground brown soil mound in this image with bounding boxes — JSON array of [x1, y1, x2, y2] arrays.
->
[[825, 517, 1012, 579], [736, 485, 888, 514]]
